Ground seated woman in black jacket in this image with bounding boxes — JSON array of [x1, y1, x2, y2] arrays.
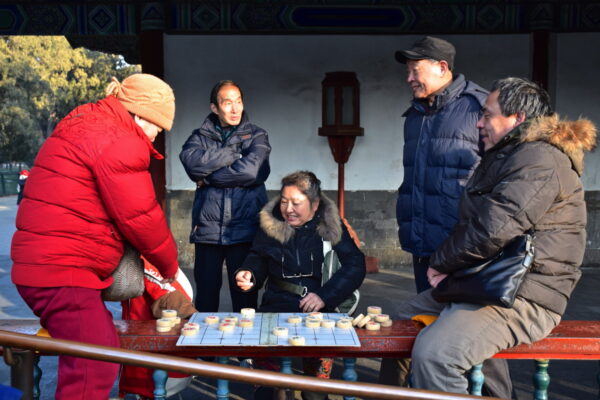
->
[[235, 170, 366, 400]]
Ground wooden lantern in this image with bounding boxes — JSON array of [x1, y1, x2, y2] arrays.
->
[[318, 72, 364, 217]]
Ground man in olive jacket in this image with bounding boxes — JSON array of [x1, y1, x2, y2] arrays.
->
[[392, 77, 596, 394]]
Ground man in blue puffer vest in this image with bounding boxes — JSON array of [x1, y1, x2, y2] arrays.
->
[[180, 80, 271, 313], [380, 37, 512, 399]]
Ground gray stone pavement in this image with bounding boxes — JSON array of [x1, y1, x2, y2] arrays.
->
[[1, 194, 599, 399]]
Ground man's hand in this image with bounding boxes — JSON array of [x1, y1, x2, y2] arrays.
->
[[299, 293, 325, 313], [223, 146, 242, 166], [235, 270, 254, 291], [161, 269, 179, 284], [426, 267, 448, 288]]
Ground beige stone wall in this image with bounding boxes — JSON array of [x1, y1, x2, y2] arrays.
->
[[168, 189, 413, 271]]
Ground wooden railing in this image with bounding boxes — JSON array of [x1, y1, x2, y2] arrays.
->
[[0, 329, 500, 400]]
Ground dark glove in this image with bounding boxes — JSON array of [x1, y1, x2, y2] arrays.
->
[[151, 290, 197, 319]]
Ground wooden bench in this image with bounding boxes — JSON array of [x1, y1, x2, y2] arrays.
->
[[2, 319, 600, 399]]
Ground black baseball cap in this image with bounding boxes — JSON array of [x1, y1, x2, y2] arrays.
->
[[395, 36, 456, 70]]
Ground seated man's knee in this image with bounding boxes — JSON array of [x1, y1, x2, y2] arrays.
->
[[411, 335, 462, 373], [411, 343, 439, 368]]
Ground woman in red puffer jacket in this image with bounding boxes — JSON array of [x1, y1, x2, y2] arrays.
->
[[11, 73, 179, 400]]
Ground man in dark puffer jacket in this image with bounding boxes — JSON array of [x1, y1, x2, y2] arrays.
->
[[394, 37, 488, 293], [180, 80, 271, 312], [391, 78, 596, 395]]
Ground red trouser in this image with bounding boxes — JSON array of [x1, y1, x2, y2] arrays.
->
[[17, 285, 120, 400]]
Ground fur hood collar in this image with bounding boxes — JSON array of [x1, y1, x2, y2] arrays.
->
[[259, 193, 342, 245], [520, 114, 597, 176]]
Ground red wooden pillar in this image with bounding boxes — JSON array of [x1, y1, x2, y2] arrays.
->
[[531, 31, 550, 90], [139, 9, 166, 209], [326, 136, 357, 218]]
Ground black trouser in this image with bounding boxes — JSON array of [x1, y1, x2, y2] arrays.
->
[[193, 242, 257, 312], [412, 255, 432, 293]]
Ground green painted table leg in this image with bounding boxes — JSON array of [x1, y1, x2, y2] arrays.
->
[[33, 354, 41, 400], [534, 359, 550, 400], [152, 369, 168, 400], [469, 363, 484, 396]]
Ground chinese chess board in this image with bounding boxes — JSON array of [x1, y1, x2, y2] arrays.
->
[[176, 312, 361, 347]]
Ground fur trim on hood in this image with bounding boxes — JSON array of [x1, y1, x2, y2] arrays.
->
[[520, 114, 597, 176], [259, 193, 343, 245]]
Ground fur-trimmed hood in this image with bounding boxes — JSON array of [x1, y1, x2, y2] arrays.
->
[[259, 193, 342, 245], [520, 114, 597, 176]]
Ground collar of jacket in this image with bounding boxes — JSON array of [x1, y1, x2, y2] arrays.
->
[[215, 123, 238, 142], [199, 112, 252, 141], [520, 114, 597, 175], [259, 193, 343, 245], [94, 96, 165, 160], [484, 114, 597, 176]]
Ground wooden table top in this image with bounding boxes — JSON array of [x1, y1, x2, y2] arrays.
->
[[2, 319, 600, 360]]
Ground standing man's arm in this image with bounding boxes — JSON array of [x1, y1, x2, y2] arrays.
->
[[205, 131, 271, 187], [179, 130, 241, 183]]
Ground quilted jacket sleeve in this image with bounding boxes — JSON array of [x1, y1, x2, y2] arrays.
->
[[430, 142, 559, 274], [93, 133, 178, 279], [179, 130, 241, 182], [240, 229, 271, 291], [205, 131, 271, 188], [316, 224, 366, 309]]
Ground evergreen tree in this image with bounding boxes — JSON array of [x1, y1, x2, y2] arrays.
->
[[0, 36, 140, 165]]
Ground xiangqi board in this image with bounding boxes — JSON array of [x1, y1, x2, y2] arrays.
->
[[176, 312, 360, 347]]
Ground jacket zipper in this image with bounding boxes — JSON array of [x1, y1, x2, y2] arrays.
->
[[218, 136, 227, 243]]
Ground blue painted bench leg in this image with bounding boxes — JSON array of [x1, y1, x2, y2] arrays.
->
[[216, 356, 230, 399], [280, 357, 293, 375], [33, 354, 41, 400], [152, 369, 168, 400], [534, 359, 550, 400], [342, 358, 357, 400], [279, 357, 294, 398], [469, 363, 484, 396]]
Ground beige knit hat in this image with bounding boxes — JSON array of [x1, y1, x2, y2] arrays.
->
[[106, 73, 175, 131]]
